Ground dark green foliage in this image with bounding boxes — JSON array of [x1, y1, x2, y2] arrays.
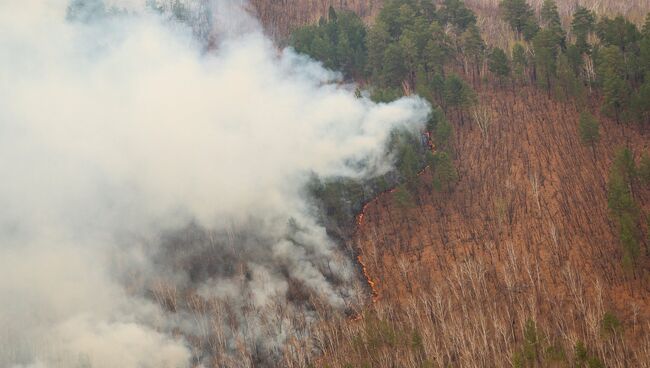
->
[[555, 53, 584, 100], [488, 47, 511, 82], [597, 46, 631, 122], [461, 24, 486, 82], [398, 140, 420, 183], [431, 152, 458, 192], [619, 212, 641, 270], [290, 9, 367, 78], [522, 319, 539, 364], [434, 115, 454, 152], [308, 176, 365, 226], [366, 21, 390, 80], [500, 0, 538, 40], [424, 22, 455, 76], [571, 6, 596, 54], [444, 74, 477, 111], [512, 43, 528, 80], [370, 87, 403, 103], [382, 43, 407, 87], [600, 311, 622, 336], [596, 16, 641, 53], [540, 0, 565, 47], [393, 185, 416, 208], [607, 165, 635, 216], [578, 112, 600, 146], [533, 29, 560, 91], [608, 147, 642, 269], [438, 0, 477, 32], [574, 341, 588, 366]]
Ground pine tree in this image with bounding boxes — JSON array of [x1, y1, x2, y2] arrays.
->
[[598, 46, 632, 122], [439, 0, 477, 32], [394, 185, 416, 209], [541, 0, 565, 47], [578, 111, 600, 148], [367, 22, 391, 80], [432, 152, 458, 192], [512, 43, 528, 82], [488, 47, 511, 84], [608, 154, 639, 270], [444, 74, 477, 123], [556, 52, 583, 100], [461, 24, 486, 83], [424, 21, 454, 76], [533, 29, 560, 93], [571, 6, 595, 54], [382, 43, 407, 87], [500, 0, 538, 40], [596, 16, 641, 53]]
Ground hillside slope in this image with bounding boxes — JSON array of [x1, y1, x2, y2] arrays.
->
[[314, 85, 650, 367]]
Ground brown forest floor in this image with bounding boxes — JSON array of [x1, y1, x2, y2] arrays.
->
[[325, 85, 650, 367]]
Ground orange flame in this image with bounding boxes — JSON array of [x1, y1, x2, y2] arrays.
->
[[350, 129, 436, 321]]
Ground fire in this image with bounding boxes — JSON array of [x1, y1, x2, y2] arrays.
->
[[357, 254, 379, 303], [350, 129, 436, 320]]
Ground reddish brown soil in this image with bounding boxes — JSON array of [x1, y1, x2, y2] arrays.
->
[[355, 84, 649, 331]]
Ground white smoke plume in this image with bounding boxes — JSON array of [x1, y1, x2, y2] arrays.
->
[[0, 1, 430, 367]]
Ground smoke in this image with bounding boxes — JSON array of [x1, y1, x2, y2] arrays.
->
[[0, 1, 430, 367]]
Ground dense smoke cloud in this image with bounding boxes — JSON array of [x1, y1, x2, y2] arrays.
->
[[0, 1, 430, 367]]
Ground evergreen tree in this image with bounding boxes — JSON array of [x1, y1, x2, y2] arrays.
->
[[438, 0, 477, 32], [328, 5, 337, 22], [500, 0, 538, 40], [533, 29, 560, 93], [434, 115, 454, 151], [571, 6, 595, 54], [596, 16, 641, 53], [555, 53, 583, 100], [488, 47, 511, 84], [419, 0, 437, 22], [631, 79, 650, 125], [398, 140, 420, 183], [598, 46, 632, 122], [578, 111, 600, 148], [608, 150, 640, 270], [444, 74, 477, 121], [367, 22, 391, 80], [424, 22, 454, 76], [432, 152, 458, 192], [461, 24, 486, 83], [512, 43, 529, 82], [541, 0, 565, 47], [394, 184, 416, 209], [400, 31, 419, 85], [383, 43, 407, 87]]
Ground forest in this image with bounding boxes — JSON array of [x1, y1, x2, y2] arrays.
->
[[2, 1, 649, 368], [287, 0, 650, 367]]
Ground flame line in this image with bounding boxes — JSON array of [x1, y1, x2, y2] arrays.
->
[[351, 130, 436, 317]]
